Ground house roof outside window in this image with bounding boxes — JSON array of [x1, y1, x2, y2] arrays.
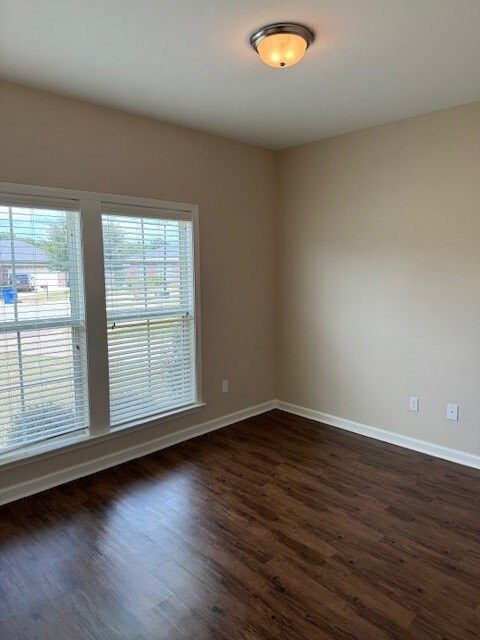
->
[[0, 239, 48, 264]]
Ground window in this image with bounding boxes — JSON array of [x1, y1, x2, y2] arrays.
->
[[0, 184, 200, 459], [0, 204, 88, 453], [103, 212, 196, 427]]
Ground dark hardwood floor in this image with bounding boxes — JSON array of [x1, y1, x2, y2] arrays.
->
[[1, 409, 479, 639]]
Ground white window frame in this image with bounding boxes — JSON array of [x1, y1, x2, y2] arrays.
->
[[0, 181, 203, 467]]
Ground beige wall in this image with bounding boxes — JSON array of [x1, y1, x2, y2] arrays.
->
[[1, 81, 479, 493], [0, 80, 276, 488], [277, 102, 480, 456]]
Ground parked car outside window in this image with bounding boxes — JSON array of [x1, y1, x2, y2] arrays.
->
[[8, 274, 36, 292]]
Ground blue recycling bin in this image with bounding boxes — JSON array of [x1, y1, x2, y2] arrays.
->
[[2, 287, 17, 304]]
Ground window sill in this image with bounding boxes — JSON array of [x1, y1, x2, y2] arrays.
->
[[0, 402, 206, 472], [110, 402, 206, 435]]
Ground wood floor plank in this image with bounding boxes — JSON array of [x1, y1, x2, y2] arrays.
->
[[1, 409, 479, 639]]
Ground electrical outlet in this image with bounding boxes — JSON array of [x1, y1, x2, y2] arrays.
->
[[447, 403, 459, 421], [409, 397, 419, 412], [222, 380, 229, 393]]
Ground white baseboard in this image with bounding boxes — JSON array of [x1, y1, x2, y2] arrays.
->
[[4, 399, 477, 506], [0, 401, 276, 506], [275, 400, 480, 470]]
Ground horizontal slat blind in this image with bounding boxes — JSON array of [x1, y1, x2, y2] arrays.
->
[[102, 213, 196, 426], [0, 205, 88, 453]]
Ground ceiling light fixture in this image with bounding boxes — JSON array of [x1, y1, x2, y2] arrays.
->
[[250, 22, 315, 68]]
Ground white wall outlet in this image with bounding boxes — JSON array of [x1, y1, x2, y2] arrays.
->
[[409, 397, 419, 412], [447, 403, 459, 421], [222, 380, 229, 393]]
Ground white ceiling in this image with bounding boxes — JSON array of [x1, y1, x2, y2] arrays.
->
[[1, 0, 479, 149]]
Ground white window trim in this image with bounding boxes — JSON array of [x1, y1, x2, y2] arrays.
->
[[0, 181, 203, 468]]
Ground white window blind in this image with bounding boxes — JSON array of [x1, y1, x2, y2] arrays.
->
[[102, 212, 196, 427], [0, 204, 88, 453]]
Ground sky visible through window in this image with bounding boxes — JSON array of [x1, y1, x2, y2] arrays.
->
[[0, 206, 62, 237]]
